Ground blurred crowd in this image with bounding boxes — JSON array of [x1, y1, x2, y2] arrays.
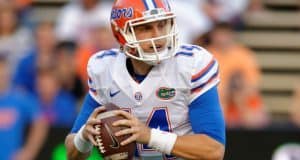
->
[[0, 0, 299, 159]]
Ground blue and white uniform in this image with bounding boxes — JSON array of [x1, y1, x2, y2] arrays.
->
[[71, 44, 225, 159]]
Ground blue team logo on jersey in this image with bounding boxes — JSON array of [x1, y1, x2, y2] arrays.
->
[[156, 87, 176, 100], [111, 7, 133, 20], [134, 92, 143, 101]]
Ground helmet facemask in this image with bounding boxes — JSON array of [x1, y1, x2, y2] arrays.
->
[[113, 9, 179, 65]]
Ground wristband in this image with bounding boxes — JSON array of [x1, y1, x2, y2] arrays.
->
[[74, 125, 93, 153], [148, 128, 177, 155]]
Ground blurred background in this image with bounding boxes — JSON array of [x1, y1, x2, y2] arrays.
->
[[0, 0, 299, 160]]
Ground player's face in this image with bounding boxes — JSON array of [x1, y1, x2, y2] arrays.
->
[[133, 19, 172, 53]]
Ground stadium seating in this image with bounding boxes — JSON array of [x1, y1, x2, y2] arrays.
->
[[256, 51, 300, 70], [240, 0, 300, 121], [264, 0, 300, 8], [243, 11, 300, 29]]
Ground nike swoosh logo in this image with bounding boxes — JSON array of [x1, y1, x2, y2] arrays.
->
[[105, 124, 120, 149], [109, 90, 120, 97]]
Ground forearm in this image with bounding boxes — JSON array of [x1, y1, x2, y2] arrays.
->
[[65, 134, 91, 160], [171, 134, 225, 160]]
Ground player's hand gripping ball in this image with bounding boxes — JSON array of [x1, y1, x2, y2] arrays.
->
[[94, 103, 135, 160]]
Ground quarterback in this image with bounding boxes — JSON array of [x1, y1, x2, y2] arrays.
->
[[65, 0, 225, 159]]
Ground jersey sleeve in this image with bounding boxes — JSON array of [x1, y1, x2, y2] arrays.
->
[[87, 50, 116, 105], [188, 86, 225, 145], [70, 94, 101, 133], [71, 49, 119, 133], [189, 48, 220, 103]]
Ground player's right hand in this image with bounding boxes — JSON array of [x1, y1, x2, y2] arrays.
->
[[113, 110, 151, 146], [82, 106, 106, 146]]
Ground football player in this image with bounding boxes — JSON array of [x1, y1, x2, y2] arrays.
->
[[65, 0, 225, 159]]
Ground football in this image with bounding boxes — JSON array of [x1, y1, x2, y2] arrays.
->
[[94, 103, 135, 160]]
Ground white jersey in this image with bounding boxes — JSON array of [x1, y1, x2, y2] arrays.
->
[[87, 44, 219, 158]]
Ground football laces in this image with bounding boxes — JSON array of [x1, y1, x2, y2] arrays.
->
[[95, 125, 106, 153]]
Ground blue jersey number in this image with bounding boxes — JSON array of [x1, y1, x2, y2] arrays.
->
[[140, 107, 176, 159], [147, 107, 172, 131]]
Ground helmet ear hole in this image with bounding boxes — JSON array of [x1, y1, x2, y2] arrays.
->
[[127, 47, 137, 55]]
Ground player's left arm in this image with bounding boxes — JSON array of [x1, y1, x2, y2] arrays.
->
[[168, 49, 225, 160], [171, 86, 225, 160]]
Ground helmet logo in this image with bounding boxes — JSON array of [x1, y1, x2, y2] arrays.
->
[[111, 7, 133, 20]]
